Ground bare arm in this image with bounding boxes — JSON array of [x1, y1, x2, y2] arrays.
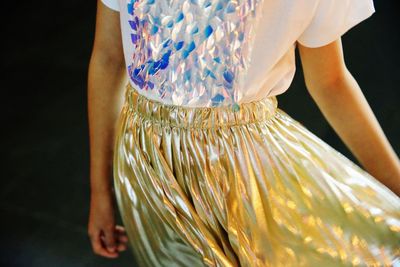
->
[[87, 0, 128, 258], [88, 0, 127, 195], [297, 38, 400, 197]]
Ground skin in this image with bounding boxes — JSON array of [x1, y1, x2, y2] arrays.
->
[[87, 1, 128, 259], [87, 0, 400, 259], [297, 40, 400, 197]]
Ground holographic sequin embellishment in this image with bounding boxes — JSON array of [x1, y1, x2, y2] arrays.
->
[[125, 0, 265, 107]]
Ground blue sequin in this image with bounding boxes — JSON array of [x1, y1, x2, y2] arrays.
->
[[128, 20, 137, 30], [147, 81, 154, 89], [223, 69, 234, 83], [204, 68, 212, 77], [174, 41, 184, 50], [204, 25, 213, 38], [211, 93, 225, 104], [175, 12, 184, 23], [131, 73, 145, 88], [131, 33, 138, 44], [182, 41, 196, 59], [150, 25, 158, 35], [133, 66, 141, 76], [159, 50, 172, 69], [127, 3, 134, 15], [204, 68, 217, 79], [187, 42, 196, 53], [209, 71, 217, 80]]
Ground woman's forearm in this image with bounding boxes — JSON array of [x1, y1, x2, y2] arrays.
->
[[88, 52, 127, 195], [307, 68, 400, 195]]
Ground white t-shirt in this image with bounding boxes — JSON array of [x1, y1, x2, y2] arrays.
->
[[100, 0, 375, 107]]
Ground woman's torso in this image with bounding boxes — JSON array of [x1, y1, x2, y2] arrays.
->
[[104, 0, 374, 107]]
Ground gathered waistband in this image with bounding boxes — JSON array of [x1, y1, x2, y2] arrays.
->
[[124, 83, 278, 129]]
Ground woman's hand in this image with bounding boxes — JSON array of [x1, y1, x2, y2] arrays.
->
[[88, 190, 129, 258]]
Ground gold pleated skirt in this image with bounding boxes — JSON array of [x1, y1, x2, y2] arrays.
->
[[113, 83, 400, 267]]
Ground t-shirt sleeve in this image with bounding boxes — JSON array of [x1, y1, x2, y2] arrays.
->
[[297, 0, 375, 48], [100, 0, 120, 12]]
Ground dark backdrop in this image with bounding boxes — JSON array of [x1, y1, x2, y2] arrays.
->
[[1, 0, 399, 266]]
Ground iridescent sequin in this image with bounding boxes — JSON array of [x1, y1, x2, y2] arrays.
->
[[125, 0, 264, 107]]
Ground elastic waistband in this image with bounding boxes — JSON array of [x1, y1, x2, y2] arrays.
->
[[124, 83, 278, 129]]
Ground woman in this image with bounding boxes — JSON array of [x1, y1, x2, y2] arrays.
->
[[87, 0, 400, 266]]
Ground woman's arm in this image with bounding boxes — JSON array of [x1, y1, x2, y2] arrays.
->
[[88, 0, 126, 200], [87, 0, 128, 258], [297, 38, 400, 197]]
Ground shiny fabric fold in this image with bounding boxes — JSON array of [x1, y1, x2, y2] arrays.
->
[[113, 83, 400, 267]]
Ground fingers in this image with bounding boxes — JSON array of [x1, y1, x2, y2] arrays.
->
[[89, 225, 129, 257], [89, 229, 119, 258], [102, 226, 117, 253], [117, 242, 127, 252], [115, 225, 128, 240], [115, 224, 126, 233], [115, 225, 129, 252], [117, 234, 129, 244]]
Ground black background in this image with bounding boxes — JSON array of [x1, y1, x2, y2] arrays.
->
[[1, 0, 399, 266]]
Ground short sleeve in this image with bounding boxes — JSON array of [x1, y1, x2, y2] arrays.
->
[[100, 0, 120, 12], [297, 0, 375, 48]]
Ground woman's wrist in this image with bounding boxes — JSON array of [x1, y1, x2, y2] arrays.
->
[[91, 183, 114, 195], [90, 170, 114, 196], [89, 159, 114, 194]]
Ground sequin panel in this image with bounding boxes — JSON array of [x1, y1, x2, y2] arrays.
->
[[126, 0, 264, 107]]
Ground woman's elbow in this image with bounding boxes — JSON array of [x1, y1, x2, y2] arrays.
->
[[90, 45, 126, 72], [304, 67, 351, 93], [298, 38, 352, 92]]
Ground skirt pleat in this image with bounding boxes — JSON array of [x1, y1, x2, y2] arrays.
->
[[113, 83, 400, 267]]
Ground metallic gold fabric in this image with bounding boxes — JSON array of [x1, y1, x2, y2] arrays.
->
[[113, 83, 400, 267]]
